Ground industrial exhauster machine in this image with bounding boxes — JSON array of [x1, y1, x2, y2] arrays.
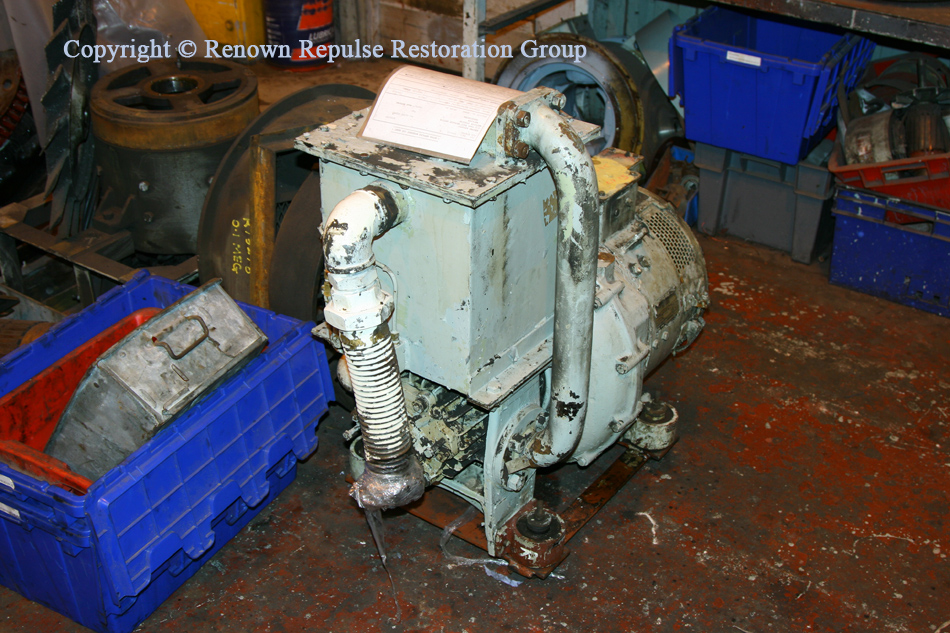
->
[[296, 67, 708, 576]]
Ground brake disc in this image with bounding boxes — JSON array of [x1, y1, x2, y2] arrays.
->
[[495, 33, 682, 167]]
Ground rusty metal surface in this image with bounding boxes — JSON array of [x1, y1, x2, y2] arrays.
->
[[404, 483, 490, 550], [2, 229, 948, 633], [497, 501, 569, 578], [0, 210, 198, 290], [556, 444, 650, 541], [402, 440, 652, 578], [248, 137, 276, 309], [90, 60, 258, 150], [89, 60, 259, 254]]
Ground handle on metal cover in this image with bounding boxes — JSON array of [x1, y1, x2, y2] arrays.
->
[[152, 315, 209, 360]]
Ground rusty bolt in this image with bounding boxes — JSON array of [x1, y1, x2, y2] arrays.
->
[[515, 110, 531, 127], [138, 181, 150, 193], [552, 94, 566, 110], [641, 401, 675, 425], [410, 397, 427, 416], [512, 141, 530, 159], [525, 506, 552, 533]]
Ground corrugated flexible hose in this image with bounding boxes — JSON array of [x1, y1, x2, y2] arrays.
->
[[344, 326, 412, 473]]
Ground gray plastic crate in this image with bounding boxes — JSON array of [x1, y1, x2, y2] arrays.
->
[[695, 139, 835, 263]]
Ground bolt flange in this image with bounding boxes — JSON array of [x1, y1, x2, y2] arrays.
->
[[512, 141, 530, 159]]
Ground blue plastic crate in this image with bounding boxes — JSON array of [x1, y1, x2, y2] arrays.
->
[[831, 187, 950, 318], [0, 272, 334, 632], [670, 7, 874, 164]]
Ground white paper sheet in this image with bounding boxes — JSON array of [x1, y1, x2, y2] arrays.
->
[[359, 66, 521, 164]]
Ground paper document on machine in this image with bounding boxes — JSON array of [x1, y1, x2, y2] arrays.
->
[[359, 66, 520, 164]]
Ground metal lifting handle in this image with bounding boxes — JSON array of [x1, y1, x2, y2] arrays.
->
[[151, 315, 209, 360]]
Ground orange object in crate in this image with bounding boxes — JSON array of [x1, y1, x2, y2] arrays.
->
[[0, 307, 159, 494]]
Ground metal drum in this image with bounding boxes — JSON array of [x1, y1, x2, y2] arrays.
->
[[90, 60, 259, 254]]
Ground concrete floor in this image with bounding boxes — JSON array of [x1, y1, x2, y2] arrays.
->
[[2, 61, 949, 632], [3, 234, 948, 633]]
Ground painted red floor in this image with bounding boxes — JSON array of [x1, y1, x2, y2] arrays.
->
[[1, 233, 947, 632]]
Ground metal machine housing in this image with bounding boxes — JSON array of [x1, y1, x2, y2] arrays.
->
[[298, 83, 707, 572]]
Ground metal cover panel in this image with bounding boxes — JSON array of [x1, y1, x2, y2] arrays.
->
[[295, 108, 599, 208], [99, 281, 266, 416], [46, 280, 267, 479], [318, 159, 558, 406]]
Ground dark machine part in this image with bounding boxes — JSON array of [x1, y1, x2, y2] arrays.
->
[[843, 54, 950, 165], [196, 84, 374, 320], [90, 60, 259, 255], [41, 0, 99, 236], [644, 143, 699, 218], [494, 33, 683, 168], [842, 54, 949, 131], [0, 53, 44, 204], [0, 51, 29, 145], [0, 294, 17, 315], [858, 54, 949, 112], [268, 170, 324, 319], [0, 233, 23, 291], [902, 102, 950, 156], [843, 109, 906, 164]]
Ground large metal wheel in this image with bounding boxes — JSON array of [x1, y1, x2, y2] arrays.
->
[[91, 60, 258, 147], [90, 60, 259, 254], [196, 84, 374, 321], [495, 33, 682, 167]]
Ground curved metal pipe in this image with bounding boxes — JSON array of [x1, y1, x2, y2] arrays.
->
[[323, 184, 424, 510], [324, 185, 399, 275], [523, 104, 600, 467]]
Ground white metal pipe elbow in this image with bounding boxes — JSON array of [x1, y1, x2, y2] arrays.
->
[[521, 103, 600, 468], [322, 185, 406, 333]]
